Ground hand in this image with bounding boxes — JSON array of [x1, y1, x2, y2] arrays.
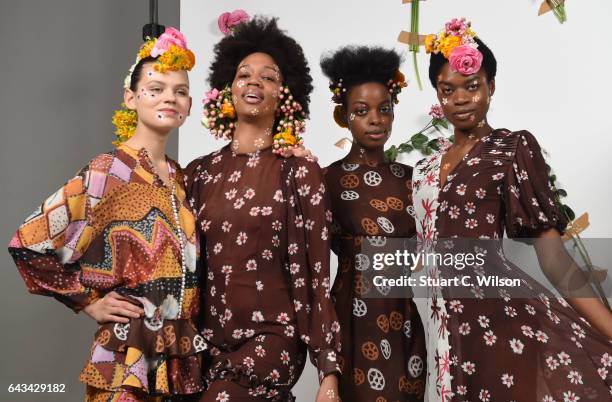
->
[[281, 145, 318, 162], [316, 374, 340, 402], [83, 291, 144, 324]]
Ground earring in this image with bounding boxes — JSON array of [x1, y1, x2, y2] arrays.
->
[[272, 85, 307, 154], [202, 85, 236, 140], [359, 146, 365, 159]]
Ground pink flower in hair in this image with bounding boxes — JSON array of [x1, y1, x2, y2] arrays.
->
[[218, 10, 250, 35], [449, 45, 483, 76], [150, 27, 188, 57], [203, 88, 220, 104], [445, 18, 469, 37]]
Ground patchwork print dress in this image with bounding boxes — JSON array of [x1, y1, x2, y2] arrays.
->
[[8, 144, 205, 397], [184, 146, 341, 401], [412, 129, 612, 402], [324, 160, 427, 401]]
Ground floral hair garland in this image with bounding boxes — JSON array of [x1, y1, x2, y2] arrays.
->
[[112, 27, 195, 145], [201, 11, 306, 154], [329, 70, 407, 128], [202, 85, 306, 154], [425, 18, 483, 76]]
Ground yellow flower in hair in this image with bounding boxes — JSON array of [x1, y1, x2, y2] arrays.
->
[[138, 39, 157, 60], [112, 104, 138, 145], [274, 127, 297, 146], [439, 35, 461, 59], [156, 45, 196, 73], [221, 101, 236, 119], [425, 34, 437, 54]]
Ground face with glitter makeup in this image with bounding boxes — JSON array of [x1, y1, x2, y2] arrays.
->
[[231, 52, 282, 121], [342, 82, 393, 149], [124, 63, 192, 133], [435, 63, 494, 132]]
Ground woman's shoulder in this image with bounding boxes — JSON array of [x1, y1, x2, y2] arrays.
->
[[184, 145, 228, 174]]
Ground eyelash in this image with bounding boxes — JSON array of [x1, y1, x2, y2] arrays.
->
[[354, 106, 392, 116]]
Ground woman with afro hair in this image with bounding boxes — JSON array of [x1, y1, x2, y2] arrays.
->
[[320, 46, 427, 401], [184, 17, 341, 401], [412, 18, 612, 401]]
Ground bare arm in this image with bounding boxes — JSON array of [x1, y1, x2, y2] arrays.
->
[[533, 228, 612, 339]]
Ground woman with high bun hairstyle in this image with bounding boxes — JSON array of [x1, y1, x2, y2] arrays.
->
[[184, 16, 341, 401], [320, 46, 427, 401], [8, 28, 206, 401], [412, 17, 612, 402]]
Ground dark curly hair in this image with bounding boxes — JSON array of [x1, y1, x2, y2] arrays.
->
[[320, 46, 401, 106], [208, 16, 313, 116], [428, 37, 497, 88]]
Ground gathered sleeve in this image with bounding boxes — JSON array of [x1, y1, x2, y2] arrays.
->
[[503, 131, 568, 238], [285, 157, 342, 382], [8, 162, 101, 312]]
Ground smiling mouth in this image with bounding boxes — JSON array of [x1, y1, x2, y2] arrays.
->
[[243, 92, 264, 104]]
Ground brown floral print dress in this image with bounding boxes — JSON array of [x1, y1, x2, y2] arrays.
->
[[324, 160, 427, 401], [184, 145, 341, 401], [412, 129, 612, 402]]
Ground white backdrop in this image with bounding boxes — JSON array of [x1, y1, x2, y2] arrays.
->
[[179, 1, 612, 399]]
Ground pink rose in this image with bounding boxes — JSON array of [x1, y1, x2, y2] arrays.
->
[[449, 45, 483, 76], [429, 104, 445, 119], [218, 10, 250, 35], [151, 27, 187, 57]]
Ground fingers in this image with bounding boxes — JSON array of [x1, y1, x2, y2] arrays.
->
[[103, 314, 130, 324], [111, 305, 142, 319], [116, 300, 144, 316]]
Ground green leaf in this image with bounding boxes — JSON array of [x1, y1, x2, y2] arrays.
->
[[411, 133, 428, 148], [564, 205, 576, 221], [429, 139, 440, 151], [385, 146, 398, 162], [398, 143, 414, 153], [549, 174, 557, 183], [557, 189, 568, 197]]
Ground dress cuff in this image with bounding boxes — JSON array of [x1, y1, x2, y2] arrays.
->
[[315, 348, 341, 383], [55, 288, 101, 313]]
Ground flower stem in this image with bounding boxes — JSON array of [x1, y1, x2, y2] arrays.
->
[[410, 0, 423, 91]]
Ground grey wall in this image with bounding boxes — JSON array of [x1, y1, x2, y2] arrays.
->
[[0, 1, 179, 400]]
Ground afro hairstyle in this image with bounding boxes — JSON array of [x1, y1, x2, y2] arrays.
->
[[208, 16, 313, 116], [428, 37, 497, 88], [320, 46, 401, 106]]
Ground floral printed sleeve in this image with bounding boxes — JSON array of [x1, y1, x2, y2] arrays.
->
[[8, 162, 101, 312], [285, 157, 342, 382], [503, 131, 568, 238]]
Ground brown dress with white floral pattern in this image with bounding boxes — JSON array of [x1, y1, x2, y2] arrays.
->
[[324, 160, 427, 401], [412, 129, 612, 402], [184, 145, 341, 401]]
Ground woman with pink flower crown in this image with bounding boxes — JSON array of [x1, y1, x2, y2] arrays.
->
[[411, 18, 612, 402], [8, 28, 209, 401]]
